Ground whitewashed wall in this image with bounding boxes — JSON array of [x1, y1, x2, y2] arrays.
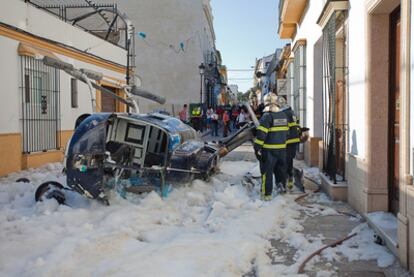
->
[[0, 36, 21, 133], [0, 0, 126, 65], [96, 0, 217, 115], [292, 0, 324, 138], [410, 1, 414, 175], [0, 0, 127, 133], [347, 0, 367, 159]]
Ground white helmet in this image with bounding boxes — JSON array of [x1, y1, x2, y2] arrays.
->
[[276, 96, 288, 108], [263, 93, 279, 112]]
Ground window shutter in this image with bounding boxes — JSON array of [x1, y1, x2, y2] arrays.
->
[[71, 78, 78, 108]]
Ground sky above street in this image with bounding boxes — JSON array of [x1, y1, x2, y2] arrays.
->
[[211, 0, 288, 93]]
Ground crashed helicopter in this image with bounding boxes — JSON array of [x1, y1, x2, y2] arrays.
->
[[33, 57, 258, 205]]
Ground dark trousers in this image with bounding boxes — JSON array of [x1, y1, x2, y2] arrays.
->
[[286, 144, 298, 180], [260, 150, 287, 196], [212, 121, 218, 136], [223, 122, 228, 137]]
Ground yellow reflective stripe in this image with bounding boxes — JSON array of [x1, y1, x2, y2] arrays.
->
[[254, 139, 264, 146], [288, 122, 299, 127], [262, 174, 266, 197], [262, 143, 287, 149], [257, 125, 269, 133], [269, 126, 289, 132], [287, 138, 300, 144]]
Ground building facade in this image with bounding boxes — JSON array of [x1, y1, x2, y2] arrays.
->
[[253, 53, 276, 103], [278, 0, 414, 271], [96, 0, 221, 115], [0, 0, 127, 176]]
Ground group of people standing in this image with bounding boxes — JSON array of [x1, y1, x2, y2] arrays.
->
[[178, 96, 304, 201], [179, 104, 251, 138], [253, 92, 304, 201], [206, 105, 251, 137]]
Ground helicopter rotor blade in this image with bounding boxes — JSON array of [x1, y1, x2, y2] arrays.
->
[[129, 86, 166, 105], [43, 56, 74, 71], [90, 82, 134, 108]]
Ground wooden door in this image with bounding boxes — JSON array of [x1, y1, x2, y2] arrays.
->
[[101, 86, 117, 112], [389, 6, 400, 215]]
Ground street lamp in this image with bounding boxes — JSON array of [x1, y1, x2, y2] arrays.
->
[[198, 63, 205, 104]]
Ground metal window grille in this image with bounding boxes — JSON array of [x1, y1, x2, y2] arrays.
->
[[20, 56, 61, 153], [293, 44, 307, 154], [322, 11, 348, 183], [287, 62, 295, 106], [293, 45, 307, 127]]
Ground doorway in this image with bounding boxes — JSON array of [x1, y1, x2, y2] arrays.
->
[[388, 6, 401, 215], [101, 85, 117, 112]]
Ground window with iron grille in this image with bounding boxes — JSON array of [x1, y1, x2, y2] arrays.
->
[[293, 44, 307, 155], [20, 56, 61, 153], [287, 62, 294, 106], [322, 10, 348, 183], [293, 44, 307, 128]]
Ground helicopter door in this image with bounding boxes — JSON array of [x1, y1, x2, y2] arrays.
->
[[144, 126, 168, 167], [106, 118, 150, 167]]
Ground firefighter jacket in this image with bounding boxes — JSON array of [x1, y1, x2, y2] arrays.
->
[[282, 107, 301, 145], [254, 111, 289, 151], [191, 106, 202, 117]]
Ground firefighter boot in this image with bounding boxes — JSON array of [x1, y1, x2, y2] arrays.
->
[[287, 178, 294, 190], [262, 195, 272, 201]]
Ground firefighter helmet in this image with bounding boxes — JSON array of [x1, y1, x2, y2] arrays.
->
[[263, 93, 279, 112], [276, 96, 288, 108]]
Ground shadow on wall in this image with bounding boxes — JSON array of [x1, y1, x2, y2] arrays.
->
[[351, 130, 358, 156]]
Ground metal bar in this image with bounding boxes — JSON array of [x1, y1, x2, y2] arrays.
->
[[48, 61, 52, 150], [36, 57, 40, 152], [21, 57, 25, 153], [105, 14, 118, 40], [26, 56, 30, 153], [29, 56, 33, 152], [57, 69, 61, 149], [71, 10, 100, 25]]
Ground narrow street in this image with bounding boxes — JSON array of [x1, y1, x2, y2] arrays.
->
[[0, 144, 410, 276], [2, 0, 414, 276]]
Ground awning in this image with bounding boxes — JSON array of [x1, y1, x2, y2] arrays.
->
[[18, 42, 60, 60]]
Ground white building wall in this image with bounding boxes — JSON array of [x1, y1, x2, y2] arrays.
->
[[348, 0, 368, 159], [228, 84, 239, 95], [0, 36, 21, 133], [96, 0, 217, 114], [292, 0, 324, 138], [56, 55, 126, 131], [0, 0, 127, 134], [0, 0, 126, 65], [291, 0, 367, 157], [410, 1, 414, 175]]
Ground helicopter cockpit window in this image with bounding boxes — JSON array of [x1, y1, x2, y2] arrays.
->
[[125, 123, 145, 144], [71, 122, 106, 171], [72, 122, 106, 154]]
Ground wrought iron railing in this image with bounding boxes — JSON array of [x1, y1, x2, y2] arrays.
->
[[23, 0, 127, 49]]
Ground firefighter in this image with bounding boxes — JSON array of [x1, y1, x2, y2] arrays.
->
[[191, 105, 202, 131], [254, 93, 289, 201], [276, 96, 303, 192]]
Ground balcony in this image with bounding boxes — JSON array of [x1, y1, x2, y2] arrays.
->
[[278, 0, 308, 39]]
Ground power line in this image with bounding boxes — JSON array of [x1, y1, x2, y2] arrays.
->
[[227, 69, 255, 71]]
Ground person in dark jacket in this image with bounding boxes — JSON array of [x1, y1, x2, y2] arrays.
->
[[254, 93, 289, 201], [276, 96, 304, 192]]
